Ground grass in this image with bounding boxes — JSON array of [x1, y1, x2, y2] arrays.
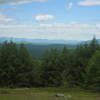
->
[[0, 88, 100, 100]]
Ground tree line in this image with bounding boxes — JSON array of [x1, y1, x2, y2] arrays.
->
[[0, 38, 100, 92]]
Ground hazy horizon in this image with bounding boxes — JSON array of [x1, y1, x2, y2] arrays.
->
[[0, 36, 95, 41]]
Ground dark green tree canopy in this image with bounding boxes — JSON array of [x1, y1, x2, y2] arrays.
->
[[0, 41, 35, 87]]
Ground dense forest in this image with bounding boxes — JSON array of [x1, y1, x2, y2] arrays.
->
[[0, 37, 100, 92]]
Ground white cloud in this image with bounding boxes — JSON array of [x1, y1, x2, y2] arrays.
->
[[0, 13, 15, 22], [0, 23, 100, 40], [70, 21, 80, 24], [35, 14, 54, 22], [0, 0, 47, 5], [78, 0, 100, 6], [66, 2, 73, 10]]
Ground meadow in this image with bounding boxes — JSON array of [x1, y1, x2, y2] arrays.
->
[[0, 88, 100, 100]]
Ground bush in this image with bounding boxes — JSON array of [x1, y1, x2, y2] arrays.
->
[[0, 89, 10, 94]]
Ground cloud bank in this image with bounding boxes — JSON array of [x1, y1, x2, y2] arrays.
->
[[0, 23, 100, 40]]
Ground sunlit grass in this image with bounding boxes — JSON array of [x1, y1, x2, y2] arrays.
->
[[0, 88, 100, 100]]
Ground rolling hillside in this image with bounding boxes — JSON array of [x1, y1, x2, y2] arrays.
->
[[24, 43, 76, 59]]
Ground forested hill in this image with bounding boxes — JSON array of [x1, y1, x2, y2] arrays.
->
[[22, 44, 76, 59], [0, 42, 76, 59], [17, 38, 100, 59], [0, 37, 100, 59]]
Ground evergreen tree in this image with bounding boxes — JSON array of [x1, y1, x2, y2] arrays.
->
[[70, 37, 100, 86], [0, 41, 20, 87], [89, 36, 100, 56], [85, 51, 100, 91], [41, 49, 63, 87], [16, 44, 35, 87], [0, 42, 35, 87], [59, 46, 73, 87]]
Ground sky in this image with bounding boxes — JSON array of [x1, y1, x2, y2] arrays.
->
[[0, 0, 100, 40]]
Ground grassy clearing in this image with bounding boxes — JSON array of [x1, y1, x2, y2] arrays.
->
[[0, 88, 100, 100]]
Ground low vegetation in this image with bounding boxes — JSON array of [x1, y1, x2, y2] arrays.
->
[[0, 88, 100, 100]]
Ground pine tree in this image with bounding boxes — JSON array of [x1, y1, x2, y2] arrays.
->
[[41, 49, 63, 87], [0, 42, 35, 87], [0, 41, 20, 87], [85, 51, 100, 91], [16, 44, 35, 87]]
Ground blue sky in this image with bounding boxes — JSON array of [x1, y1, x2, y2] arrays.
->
[[0, 0, 100, 40]]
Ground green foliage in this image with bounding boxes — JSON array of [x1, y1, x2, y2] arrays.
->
[[0, 41, 35, 88], [0, 37, 100, 92], [59, 46, 73, 87], [41, 49, 63, 87], [86, 51, 100, 91], [69, 37, 100, 87]]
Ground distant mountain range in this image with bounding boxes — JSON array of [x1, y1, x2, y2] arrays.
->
[[0, 37, 100, 45], [0, 37, 83, 44]]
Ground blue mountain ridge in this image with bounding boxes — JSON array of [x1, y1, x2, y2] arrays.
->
[[0, 37, 83, 44]]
